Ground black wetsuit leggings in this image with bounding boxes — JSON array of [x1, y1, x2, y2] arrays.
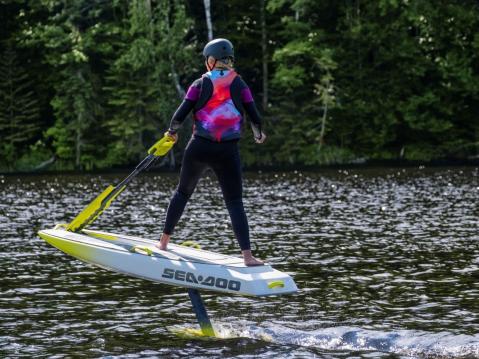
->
[[163, 136, 250, 251]]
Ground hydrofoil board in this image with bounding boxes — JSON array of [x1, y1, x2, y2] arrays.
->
[[38, 227, 298, 297]]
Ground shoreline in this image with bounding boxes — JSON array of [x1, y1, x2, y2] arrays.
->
[[1, 158, 478, 177]]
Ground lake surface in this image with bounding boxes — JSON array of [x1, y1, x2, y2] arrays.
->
[[1, 167, 478, 358]]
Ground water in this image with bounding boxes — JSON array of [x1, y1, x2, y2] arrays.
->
[[0, 167, 478, 358]]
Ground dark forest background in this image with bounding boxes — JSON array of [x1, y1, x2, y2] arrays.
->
[[1, 0, 478, 172]]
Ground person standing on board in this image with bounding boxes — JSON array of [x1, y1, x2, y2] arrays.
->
[[156, 38, 266, 266]]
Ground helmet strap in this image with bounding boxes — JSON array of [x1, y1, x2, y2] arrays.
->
[[206, 57, 217, 71]]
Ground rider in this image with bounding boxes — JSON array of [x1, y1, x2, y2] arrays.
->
[[156, 38, 265, 266]]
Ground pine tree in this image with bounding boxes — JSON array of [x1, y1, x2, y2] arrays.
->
[[267, 0, 339, 165], [103, 0, 195, 165], [0, 45, 40, 168], [22, 1, 109, 170]]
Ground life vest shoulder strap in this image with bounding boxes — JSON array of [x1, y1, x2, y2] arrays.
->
[[230, 75, 245, 115], [193, 72, 244, 114], [193, 74, 213, 112]]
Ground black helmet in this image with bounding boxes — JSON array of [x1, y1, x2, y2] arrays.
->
[[202, 38, 234, 61]]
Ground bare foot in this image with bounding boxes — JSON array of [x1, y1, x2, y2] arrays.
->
[[244, 256, 264, 266], [242, 249, 264, 266], [156, 233, 170, 251]]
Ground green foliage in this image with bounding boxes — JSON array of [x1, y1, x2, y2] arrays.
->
[[1, 0, 478, 172], [19, 1, 107, 170], [267, 0, 339, 165], [332, 0, 479, 160], [15, 140, 53, 171], [0, 44, 41, 169], [102, 0, 195, 166]]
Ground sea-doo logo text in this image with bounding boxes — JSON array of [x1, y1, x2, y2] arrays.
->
[[162, 268, 241, 291]]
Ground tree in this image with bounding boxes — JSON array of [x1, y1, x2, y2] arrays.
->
[[313, 49, 336, 152], [1, 0, 477, 171], [103, 0, 196, 166], [20, 1, 107, 170], [0, 44, 40, 169], [267, 0, 340, 164], [260, 0, 269, 110], [203, 0, 213, 41], [334, 0, 479, 160]]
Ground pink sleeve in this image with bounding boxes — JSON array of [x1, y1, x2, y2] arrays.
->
[[241, 87, 254, 103], [185, 85, 200, 101]]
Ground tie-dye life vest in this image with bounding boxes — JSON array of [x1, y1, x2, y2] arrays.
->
[[193, 70, 243, 142]]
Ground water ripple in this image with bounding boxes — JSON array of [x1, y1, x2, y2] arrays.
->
[[0, 167, 478, 357]]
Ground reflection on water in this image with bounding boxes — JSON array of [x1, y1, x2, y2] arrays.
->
[[0, 167, 478, 358]]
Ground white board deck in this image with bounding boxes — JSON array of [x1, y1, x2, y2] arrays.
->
[[83, 229, 246, 267], [38, 227, 298, 297]]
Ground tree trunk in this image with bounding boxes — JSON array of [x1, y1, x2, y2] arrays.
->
[[203, 0, 213, 41], [144, 0, 153, 39], [170, 62, 186, 98], [356, 0, 362, 93], [144, 0, 151, 17], [168, 150, 175, 168], [260, 0, 268, 110], [33, 156, 56, 171], [318, 100, 328, 151], [165, 4, 187, 169], [138, 127, 144, 161], [75, 122, 81, 170], [75, 69, 84, 170]]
